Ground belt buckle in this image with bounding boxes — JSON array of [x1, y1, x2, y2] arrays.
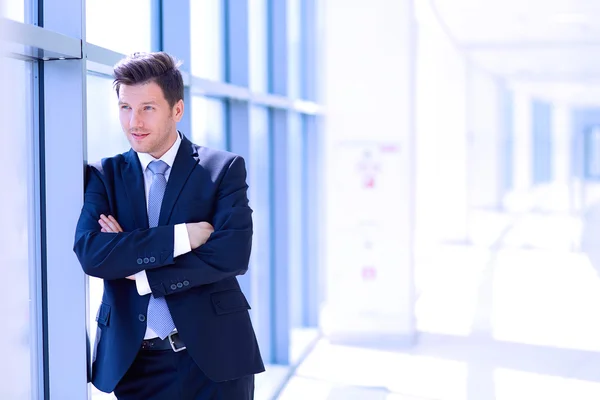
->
[[168, 330, 186, 353]]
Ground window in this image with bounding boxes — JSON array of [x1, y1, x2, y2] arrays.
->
[[249, 0, 269, 92], [86, 74, 130, 384], [287, 0, 302, 98], [0, 58, 38, 400], [86, 0, 153, 54], [191, 96, 227, 150], [86, 74, 130, 163], [288, 112, 304, 327], [248, 106, 271, 348], [190, 0, 225, 81], [3, 0, 27, 22]]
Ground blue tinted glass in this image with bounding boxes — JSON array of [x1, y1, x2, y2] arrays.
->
[[86, 0, 153, 54], [287, 0, 302, 98], [86, 74, 130, 162], [191, 96, 227, 150], [0, 57, 35, 400], [190, 0, 225, 81], [288, 112, 304, 326], [248, 106, 270, 343], [86, 74, 131, 376], [249, 0, 269, 92]]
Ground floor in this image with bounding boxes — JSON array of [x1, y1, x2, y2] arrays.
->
[[275, 184, 600, 399]]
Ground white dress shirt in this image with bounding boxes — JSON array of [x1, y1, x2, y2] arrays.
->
[[134, 133, 192, 339]]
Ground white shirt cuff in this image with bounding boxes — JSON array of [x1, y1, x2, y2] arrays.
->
[[134, 270, 152, 296], [174, 223, 192, 257]]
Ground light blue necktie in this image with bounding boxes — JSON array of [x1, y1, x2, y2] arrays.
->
[[146, 160, 176, 339]]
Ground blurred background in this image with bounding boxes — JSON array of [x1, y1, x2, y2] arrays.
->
[[2, 0, 600, 399]]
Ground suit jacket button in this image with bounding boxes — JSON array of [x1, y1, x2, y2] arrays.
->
[[183, 280, 190, 286], [137, 258, 143, 265], [143, 258, 149, 264], [138, 314, 146, 322], [170, 284, 177, 290], [177, 282, 183, 288], [150, 256, 156, 263]]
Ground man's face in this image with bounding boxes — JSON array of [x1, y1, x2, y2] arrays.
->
[[118, 81, 184, 158]]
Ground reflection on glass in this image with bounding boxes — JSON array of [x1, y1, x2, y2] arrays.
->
[[287, 0, 302, 98], [86, 0, 153, 55], [249, 0, 269, 92], [0, 58, 34, 400], [191, 96, 227, 150], [288, 112, 304, 327], [190, 0, 225, 81]]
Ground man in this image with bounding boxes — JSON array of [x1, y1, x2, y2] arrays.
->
[[74, 52, 264, 399]]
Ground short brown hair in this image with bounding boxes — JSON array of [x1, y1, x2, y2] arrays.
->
[[113, 52, 184, 108]]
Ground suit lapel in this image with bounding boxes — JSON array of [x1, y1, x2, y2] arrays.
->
[[122, 149, 149, 229], [159, 134, 199, 226]]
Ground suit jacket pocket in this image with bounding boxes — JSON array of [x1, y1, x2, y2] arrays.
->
[[211, 289, 250, 315], [95, 302, 111, 327]]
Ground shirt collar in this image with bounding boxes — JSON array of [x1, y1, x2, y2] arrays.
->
[[137, 132, 182, 172]]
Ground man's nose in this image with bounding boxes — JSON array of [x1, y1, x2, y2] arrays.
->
[[130, 111, 143, 128]]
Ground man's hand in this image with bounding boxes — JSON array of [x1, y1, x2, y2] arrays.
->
[[186, 222, 214, 250], [99, 214, 123, 233], [98, 215, 134, 280]]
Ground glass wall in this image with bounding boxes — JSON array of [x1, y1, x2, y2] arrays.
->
[[287, 0, 302, 98], [0, 58, 38, 400], [190, 0, 225, 81], [190, 96, 227, 150], [3, 0, 322, 396], [249, 0, 269, 92], [86, 0, 154, 54]]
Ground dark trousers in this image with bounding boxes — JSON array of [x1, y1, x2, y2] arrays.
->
[[114, 349, 254, 400]]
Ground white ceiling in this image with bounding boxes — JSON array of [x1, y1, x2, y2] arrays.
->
[[431, 0, 600, 83]]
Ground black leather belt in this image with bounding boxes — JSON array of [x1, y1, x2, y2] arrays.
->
[[141, 331, 186, 352]]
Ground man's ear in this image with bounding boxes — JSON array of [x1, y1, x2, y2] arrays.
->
[[173, 99, 184, 122]]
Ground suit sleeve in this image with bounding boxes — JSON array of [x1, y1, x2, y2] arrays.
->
[[145, 156, 252, 297], [73, 164, 176, 280]]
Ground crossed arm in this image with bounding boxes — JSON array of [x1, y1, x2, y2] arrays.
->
[[74, 156, 253, 296], [97, 214, 213, 280]]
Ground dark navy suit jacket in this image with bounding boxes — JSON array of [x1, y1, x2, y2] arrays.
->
[[73, 134, 264, 393]]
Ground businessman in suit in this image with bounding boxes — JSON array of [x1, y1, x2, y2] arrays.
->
[[74, 52, 264, 399]]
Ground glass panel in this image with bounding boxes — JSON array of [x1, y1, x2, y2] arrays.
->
[[248, 106, 270, 348], [288, 112, 304, 328], [249, 0, 269, 92], [190, 0, 225, 81], [0, 58, 36, 399], [86, 0, 153, 55], [86, 74, 130, 163], [85, 74, 130, 400], [2, 0, 26, 22], [190, 96, 227, 150], [287, 0, 302, 98]]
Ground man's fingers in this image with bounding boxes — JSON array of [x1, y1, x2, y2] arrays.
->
[[107, 215, 123, 232], [100, 215, 119, 232], [98, 218, 111, 232]]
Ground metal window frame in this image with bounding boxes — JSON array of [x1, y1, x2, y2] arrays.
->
[[39, 1, 89, 400]]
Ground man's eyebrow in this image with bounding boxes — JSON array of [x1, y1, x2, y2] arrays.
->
[[117, 100, 159, 106]]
